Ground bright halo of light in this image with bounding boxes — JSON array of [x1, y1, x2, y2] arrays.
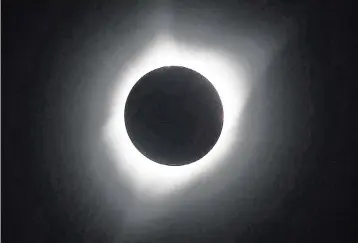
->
[[103, 34, 248, 198]]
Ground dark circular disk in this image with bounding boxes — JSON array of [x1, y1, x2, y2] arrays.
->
[[124, 66, 223, 166]]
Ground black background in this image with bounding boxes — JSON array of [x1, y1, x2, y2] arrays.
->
[[2, 0, 356, 242]]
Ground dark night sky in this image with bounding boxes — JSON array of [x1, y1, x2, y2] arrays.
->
[[2, 1, 356, 242]]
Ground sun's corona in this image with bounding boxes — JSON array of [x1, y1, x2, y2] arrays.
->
[[103, 35, 247, 197]]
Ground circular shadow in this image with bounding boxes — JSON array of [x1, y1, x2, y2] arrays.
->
[[125, 66, 223, 166]]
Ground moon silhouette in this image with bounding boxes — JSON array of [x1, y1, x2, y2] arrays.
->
[[125, 66, 223, 166]]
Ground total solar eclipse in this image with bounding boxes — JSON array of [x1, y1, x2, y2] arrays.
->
[[124, 66, 224, 166]]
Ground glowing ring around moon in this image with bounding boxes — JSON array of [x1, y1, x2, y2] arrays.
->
[[103, 35, 247, 197]]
